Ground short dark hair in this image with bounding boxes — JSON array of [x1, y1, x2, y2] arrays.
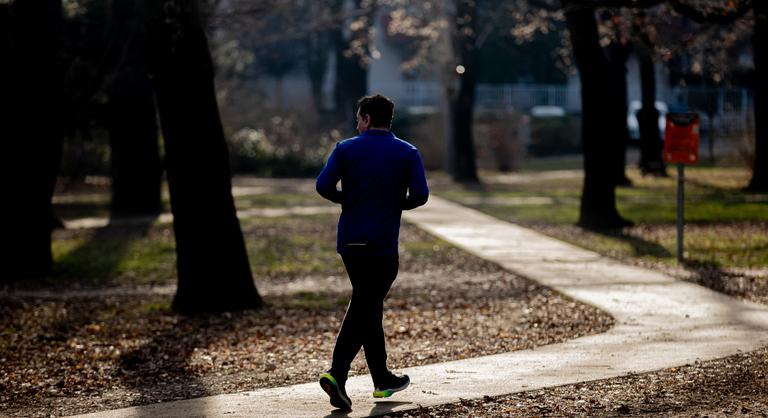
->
[[357, 94, 394, 128]]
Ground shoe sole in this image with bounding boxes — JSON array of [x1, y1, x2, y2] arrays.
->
[[373, 379, 410, 398], [319, 373, 352, 410]]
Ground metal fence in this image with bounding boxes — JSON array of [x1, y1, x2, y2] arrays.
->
[[669, 86, 753, 133], [476, 84, 575, 110]]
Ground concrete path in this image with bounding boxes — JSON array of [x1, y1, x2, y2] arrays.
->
[[72, 196, 768, 418]]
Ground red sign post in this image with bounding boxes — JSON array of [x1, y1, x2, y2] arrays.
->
[[664, 113, 701, 165], [664, 113, 701, 262]]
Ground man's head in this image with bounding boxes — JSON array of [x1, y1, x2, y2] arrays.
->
[[356, 94, 394, 133]]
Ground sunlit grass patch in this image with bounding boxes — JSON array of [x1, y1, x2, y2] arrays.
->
[[234, 193, 329, 209], [437, 166, 768, 269], [140, 301, 172, 314], [517, 155, 583, 171], [241, 215, 343, 278], [532, 223, 768, 269], [265, 291, 347, 310], [51, 231, 177, 286]]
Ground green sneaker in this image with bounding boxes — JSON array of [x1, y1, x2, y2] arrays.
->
[[319, 372, 352, 410], [373, 374, 410, 398]]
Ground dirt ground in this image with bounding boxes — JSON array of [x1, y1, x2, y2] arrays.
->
[[0, 224, 612, 418]]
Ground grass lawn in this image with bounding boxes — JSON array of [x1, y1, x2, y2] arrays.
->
[[45, 213, 486, 288], [434, 166, 768, 270], [51, 193, 326, 221], [45, 214, 345, 287]]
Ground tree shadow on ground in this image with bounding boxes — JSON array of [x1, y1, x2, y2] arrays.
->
[[111, 304, 332, 416], [591, 229, 672, 258], [50, 219, 156, 287], [681, 258, 756, 300], [115, 314, 216, 415]]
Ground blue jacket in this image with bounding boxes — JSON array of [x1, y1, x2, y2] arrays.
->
[[316, 129, 429, 255]]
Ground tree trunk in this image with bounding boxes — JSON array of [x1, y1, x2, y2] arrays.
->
[[604, 41, 633, 187], [145, 0, 262, 314], [747, 2, 767, 191], [636, 34, 667, 176], [108, 74, 162, 218], [563, 1, 632, 229], [306, 28, 330, 115], [333, 0, 369, 126], [448, 0, 479, 183], [0, 0, 63, 281], [108, 0, 162, 218]]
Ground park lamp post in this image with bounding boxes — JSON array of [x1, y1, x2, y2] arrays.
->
[[663, 113, 701, 263]]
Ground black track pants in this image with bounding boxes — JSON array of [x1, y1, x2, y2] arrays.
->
[[331, 254, 398, 387]]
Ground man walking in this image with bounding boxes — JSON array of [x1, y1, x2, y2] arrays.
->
[[316, 94, 429, 410]]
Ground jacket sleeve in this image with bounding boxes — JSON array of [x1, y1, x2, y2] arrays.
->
[[403, 148, 429, 210], [316, 143, 344, 204]]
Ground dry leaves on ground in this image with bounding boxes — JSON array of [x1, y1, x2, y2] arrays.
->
[[0, 225, 612, 417]]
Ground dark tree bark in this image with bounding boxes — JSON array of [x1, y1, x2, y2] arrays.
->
[[305, 0, 333, 116], [448, 0, 479, 183], [563, 0, 633, 229], [144, 0, 262, 314], [305, 29, 330, 115], [747, 2, 767, 191], [604, 38, 633, 187], [634, 16, 667, 176], [107, 0, 162, 218], [333, 0, 370, 126], [0, 0, 64, 281]]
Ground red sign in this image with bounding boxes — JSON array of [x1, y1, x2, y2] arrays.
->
[[664, 113, 700, 164]]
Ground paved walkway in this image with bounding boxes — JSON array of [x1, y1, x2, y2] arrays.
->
[[73, 196, 768, 418]]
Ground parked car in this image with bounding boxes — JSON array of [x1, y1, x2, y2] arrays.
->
[[530, 105, 566, 118], [627, 100, 668, 140]]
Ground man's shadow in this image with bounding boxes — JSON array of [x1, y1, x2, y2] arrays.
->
[[322, 400, 413, 418]]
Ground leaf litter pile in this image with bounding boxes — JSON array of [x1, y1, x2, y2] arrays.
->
[[0, 221, 612, 417]]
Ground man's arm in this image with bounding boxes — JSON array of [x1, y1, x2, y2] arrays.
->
[[403, 148, 429, 210], [316, 143, 343, 204]]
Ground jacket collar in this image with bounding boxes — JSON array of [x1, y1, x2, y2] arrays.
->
[[360, 129, 394, 138]]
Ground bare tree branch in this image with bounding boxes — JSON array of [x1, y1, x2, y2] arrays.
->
[[669, 0, 752, 24], [561, 0, 666, 15]]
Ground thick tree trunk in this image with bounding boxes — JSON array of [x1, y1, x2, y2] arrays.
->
[[108, 73, 162, 217], [747, 3, 768, 191], [0, 0, 63, 281], [563, 1, 632, 229], [604, 41, 633, 187], [108, 0, 162, 218], [145, 0, 262, 314], [636, 37, 667, 176], [448, 0, 479, 183]]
